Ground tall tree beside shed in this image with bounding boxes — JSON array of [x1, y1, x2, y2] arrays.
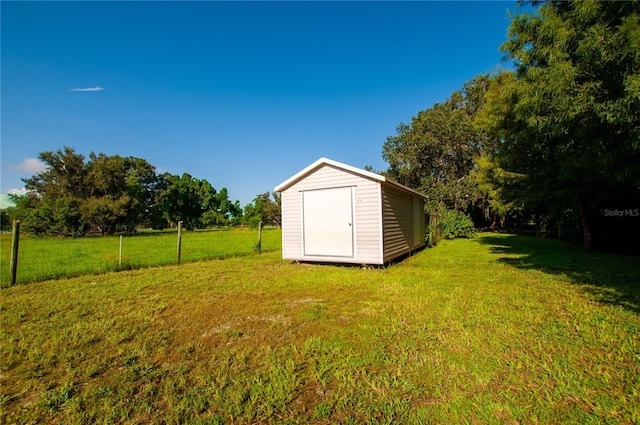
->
[[382, 75, 494, 218], [497, 0, 640, 251]]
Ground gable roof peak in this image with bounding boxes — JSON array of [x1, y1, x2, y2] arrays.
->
[[274, 157, 427, 199], [274, 157, 383, 193]]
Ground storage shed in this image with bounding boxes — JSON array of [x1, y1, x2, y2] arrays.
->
[[274, 158, 427, 265]]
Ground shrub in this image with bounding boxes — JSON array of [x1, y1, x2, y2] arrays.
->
[[440, 209, 476, 240]]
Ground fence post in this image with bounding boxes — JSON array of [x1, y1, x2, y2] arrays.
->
[[177, 221, 183, 265], [9, 220, 20, 286], [256, 221, 263, 252], [119, 234, 123, 267]]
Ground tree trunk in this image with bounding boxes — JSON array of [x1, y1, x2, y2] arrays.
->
[[557, 219, 563, 240], [579, 200, 593, 252]]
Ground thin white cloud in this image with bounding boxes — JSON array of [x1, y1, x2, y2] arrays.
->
[[69, 86, 104, 92], [7, 188, 27, 196], [11, 158, 48, 173]]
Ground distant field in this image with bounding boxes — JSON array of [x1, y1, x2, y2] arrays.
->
[[1, 233, 639, 424], [0, 227, 280, 286]]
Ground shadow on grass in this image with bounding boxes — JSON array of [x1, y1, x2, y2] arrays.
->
[[476, 234, 640, 315]]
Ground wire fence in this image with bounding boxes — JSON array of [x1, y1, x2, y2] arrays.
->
[[1, 226, 281, 287]]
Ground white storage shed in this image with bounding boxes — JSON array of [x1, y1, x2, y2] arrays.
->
[[274, 158, 427, 265]]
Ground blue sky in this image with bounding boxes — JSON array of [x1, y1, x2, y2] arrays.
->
[[1, 1, 516, 207]]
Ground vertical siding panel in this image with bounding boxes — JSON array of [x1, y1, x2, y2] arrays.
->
[[382, 184, 425, 262], [281, 190, 302, 258], [417, 197, 426, 246]]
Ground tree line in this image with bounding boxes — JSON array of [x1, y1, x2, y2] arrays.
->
[[382, 0, 639, 252], [3, 147, 281, 236], [4, 1, 638, 252]]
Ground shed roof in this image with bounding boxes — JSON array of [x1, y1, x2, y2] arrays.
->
[[273, 157, 428, 199]]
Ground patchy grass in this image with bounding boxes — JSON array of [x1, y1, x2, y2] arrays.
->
[[0, 227, 279, 286], [1, 233, 639, 423]]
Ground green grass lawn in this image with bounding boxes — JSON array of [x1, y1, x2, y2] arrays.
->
[[1, 233, 639, 424], [0, 227, 279, 286]]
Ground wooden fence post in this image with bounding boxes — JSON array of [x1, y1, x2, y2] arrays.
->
[[177, 221, 183, 265], [9, 220, 20, 286], [119, 234, 123, 267], [256, 221, 263, 252]]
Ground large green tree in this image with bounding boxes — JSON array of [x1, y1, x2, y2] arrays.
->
[[383, 75, 494, 217], [11, 147, 244, 235], [472, 71, 540, 231], [84, 153, 163, 234], [200, 187, 243, 227], [495, 0, 640, 250], [13, 147, 178, 235], [157, 173, 217, 230], [20, 147, 89, 236], [243, 192, 281, 228], [157, 174, 242, 230]]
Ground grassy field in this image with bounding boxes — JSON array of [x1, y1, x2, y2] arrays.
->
[[1, 232, 639, 424], [0, 227, 279, 286]]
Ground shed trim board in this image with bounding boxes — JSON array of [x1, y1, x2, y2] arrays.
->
[[377, 183, 384, 265], [275, 158, 427, 265], [274, 157, 425, 198]]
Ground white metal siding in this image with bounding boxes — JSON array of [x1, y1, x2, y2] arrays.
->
[[281, 189, 301, 259], [382, 184, 425, 262], [280, 164, 382, 264]]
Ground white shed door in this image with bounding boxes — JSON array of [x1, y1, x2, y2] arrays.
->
[[303, 187, 354, 257]]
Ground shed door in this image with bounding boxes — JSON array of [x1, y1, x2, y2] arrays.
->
[[303, 187, 354, 257]]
